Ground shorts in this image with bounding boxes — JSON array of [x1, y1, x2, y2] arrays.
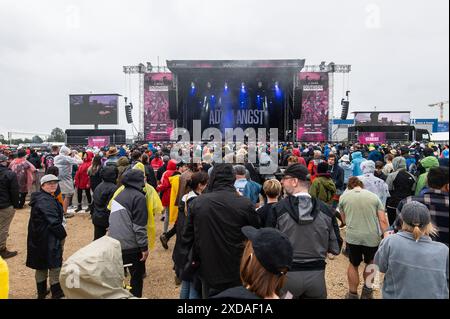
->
[[346, 243, 378, 267]]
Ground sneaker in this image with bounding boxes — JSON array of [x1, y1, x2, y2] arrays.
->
[[345, 292, 359, 299], [0, 249, 18, 259], [64, 212, 75, 219], [160, 233, 169, 250], [74, 205, 83, 213], [360, 285, 374, 299]]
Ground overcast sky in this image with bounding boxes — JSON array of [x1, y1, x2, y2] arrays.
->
[[0, 0, 448, 138]]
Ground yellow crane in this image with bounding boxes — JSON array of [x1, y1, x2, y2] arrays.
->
[[428, 101, 449, 122]]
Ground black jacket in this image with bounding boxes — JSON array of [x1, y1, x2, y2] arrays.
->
[[28, 153, 42, 169], [211, 286, 261, 299], [273, 195, 341, 271], [26, 190, 67, 269], [329, 163, 344, 191], [92, 166, 118, 228], [144, 164, 157, 189], [0, 165, 19, 209], [181, 164, 260, 294], [89, 166, 103, 192]]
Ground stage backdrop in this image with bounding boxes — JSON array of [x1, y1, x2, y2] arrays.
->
[[144, 73, 174, 141], [358, 132, 386, 144], [296, 72, 329, 142]]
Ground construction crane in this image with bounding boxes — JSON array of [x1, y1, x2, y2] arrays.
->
[[428, 101, 449, 122]]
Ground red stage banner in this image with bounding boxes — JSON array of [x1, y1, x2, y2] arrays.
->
[[296, 72, 329, 142], [144, 73, 174, 141]]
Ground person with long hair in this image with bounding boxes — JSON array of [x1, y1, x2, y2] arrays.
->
[[375, 201, 448, 299], [88, 154, 103, 192], [212, 226, 293, 299]]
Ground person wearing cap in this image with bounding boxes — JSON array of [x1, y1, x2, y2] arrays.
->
[[26, 174, 67, 299], [0, 154, 19, 259], [395, 166, 449, 245], [182, 163, 260, 298], [374, 201, 448, 299], [273, 164, 341, 299], [212, 226, 293, 299], [54, 146, 83, 216], [339, 176, 389, 299]]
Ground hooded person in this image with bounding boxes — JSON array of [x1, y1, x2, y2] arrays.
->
[[156, 159, 177, 233], [92, 165, 118, 240], [357, 160, 390, 206], [108, 163, 163, 251], [415, 156, 440, 196], [9, 149, 37, 209], [385, 157, 417, 224], [291, 148, 307, 167], [309, 162, 337, 205], [273, 164, 341, 299], [107, 169, 148, 298], [338, 154, 353, 186], [74, 151, 94, 212], [350, 151, 366, 177], [368, 146, 383, 163], [180, 163, 260, 298], [307, 150, 323, 182]]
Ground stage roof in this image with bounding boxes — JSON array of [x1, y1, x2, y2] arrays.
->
[[167, 59, 305, 71]]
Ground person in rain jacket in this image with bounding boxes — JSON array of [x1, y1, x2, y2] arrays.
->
[[157, 159, 177, 233], [108, 163, 162, 250], [350, 151, 366, 177], [338, 154, 353, 187], [92, 165, 118, 240], [358, 160, 390, 206], [309, 162, 337, 205], [9, 149, 36, 209], [74, 151, 94, 212], [415, 156, 440, 196]]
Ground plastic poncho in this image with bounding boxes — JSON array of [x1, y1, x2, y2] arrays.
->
[[415, 156, 440, 196], [168, 174, 180, 225]]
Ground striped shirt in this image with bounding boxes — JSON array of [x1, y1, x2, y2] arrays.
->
[[396, 189, 449, 245]]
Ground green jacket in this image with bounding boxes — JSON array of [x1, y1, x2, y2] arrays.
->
[[415, 156, 439, 195], [309, 175, 337, 204]]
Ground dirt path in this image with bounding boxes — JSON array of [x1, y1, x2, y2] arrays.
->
[[6, 207, 381, 299]]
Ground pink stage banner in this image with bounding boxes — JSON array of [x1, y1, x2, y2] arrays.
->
[[358, 132, 386, 144], [88, 136, 110, 148], [144, 73, 174, 141], [296, 72, 329, 142]]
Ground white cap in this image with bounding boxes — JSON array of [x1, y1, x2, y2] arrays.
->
[[40, 174, 59, 186]]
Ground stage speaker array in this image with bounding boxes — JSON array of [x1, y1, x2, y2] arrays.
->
[[340, 99, 349, 120], [168, 88, 178, 119], [125, 103, 133, 123], [292, 87, 302, 119]]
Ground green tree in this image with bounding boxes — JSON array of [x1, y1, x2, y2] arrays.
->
[[49, 127, 65, 142], [32, 135, 43, 143]]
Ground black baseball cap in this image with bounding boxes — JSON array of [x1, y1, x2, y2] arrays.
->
[[241, 226, 293, 275], [283, 163, 310, 181]]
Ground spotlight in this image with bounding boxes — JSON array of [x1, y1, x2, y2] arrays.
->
[[258, 81, 263, 88], [207, 81, 212, 89], [191, 82, 195, 89], [224, 82, 228, 90], [274, 81, 279, 89]]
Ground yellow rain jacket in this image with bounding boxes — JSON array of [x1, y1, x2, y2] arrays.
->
[[168, 174, 180, 224]]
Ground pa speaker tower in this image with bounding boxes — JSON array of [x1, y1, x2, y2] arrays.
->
[[168, 88, 178, 119], [293, 87, 302, 119], [125, 103, 133, 123]]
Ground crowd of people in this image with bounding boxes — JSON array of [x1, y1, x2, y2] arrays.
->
[[0, 140, 448, 299]]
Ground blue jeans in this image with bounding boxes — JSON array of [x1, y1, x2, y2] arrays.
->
[[180, 280, 200, 299]]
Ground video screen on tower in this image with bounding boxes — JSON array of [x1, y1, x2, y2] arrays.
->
[[69, 94, 119, 125]]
